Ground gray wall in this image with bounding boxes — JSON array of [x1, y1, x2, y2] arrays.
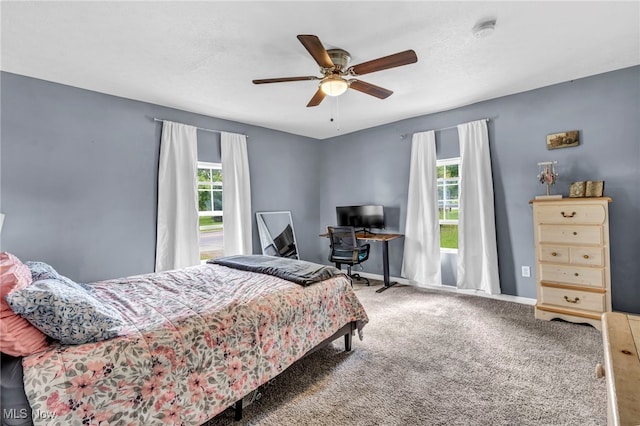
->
[[0, 71, 322, 281], [2, 66, 638, 313], [319, 66, 639, 313]]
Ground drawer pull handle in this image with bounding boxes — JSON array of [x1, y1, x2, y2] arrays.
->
[[561, 211, 576, 218], [574, 273, 579, 276], [583, 254, 589, 259], [573, 232, 578, 235], [551, 252, 558, 256], [564, 296, 580, 304]]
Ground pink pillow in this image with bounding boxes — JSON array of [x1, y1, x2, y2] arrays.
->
[[0, 252, 50, 356]]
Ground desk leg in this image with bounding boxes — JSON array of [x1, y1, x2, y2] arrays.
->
[[376, 240, 397, 293]]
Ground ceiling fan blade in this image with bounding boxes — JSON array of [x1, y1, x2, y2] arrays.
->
[[350, 50, 418, 76], [253, 76, 319, 84], [306, 88, 327, 107], [349, 80, 393, 99], [297, 35, 334, 69]]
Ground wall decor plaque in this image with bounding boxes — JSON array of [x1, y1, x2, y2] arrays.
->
[[546, 130, 579, 150]]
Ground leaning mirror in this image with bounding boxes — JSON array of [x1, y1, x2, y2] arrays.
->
[[256, 211, 299, 259]]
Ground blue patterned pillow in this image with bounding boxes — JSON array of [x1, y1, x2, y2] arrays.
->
[[24, 261, 91, 291], [5, 278, 124, 345], [25, 261, 69, 281]]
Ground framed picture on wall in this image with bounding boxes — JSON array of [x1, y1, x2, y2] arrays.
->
[[546, 130, 579, 150]]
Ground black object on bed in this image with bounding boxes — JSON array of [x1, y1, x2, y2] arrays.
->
[[209, 255, 345, 286]]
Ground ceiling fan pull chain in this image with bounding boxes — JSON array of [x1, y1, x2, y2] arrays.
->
[[333, 97, 340, 131]]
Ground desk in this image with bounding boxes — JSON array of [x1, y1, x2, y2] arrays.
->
[[600, 312, 640, 426], [320, 231, 404, 293]]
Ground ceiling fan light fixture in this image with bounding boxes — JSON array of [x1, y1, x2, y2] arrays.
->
[[320, 75, 349, 96]]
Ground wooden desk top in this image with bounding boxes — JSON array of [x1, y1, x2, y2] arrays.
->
[[601, 312, 640, 426], [319, 231, 404, 242], [354, 231, 403, 242]]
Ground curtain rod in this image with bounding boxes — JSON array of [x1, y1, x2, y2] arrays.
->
[[152, 118, 248, 138], [400, 118, 490, 139]]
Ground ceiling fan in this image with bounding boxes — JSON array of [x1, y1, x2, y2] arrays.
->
[[252, 35, 418, 107]]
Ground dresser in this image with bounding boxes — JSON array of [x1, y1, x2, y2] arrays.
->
[[530, 197, 612, 330]]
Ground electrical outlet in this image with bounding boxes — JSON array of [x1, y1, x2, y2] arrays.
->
[[521, 266, 531, 278]]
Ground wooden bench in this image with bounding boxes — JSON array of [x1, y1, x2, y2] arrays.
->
[[598, 312, 640, 425]]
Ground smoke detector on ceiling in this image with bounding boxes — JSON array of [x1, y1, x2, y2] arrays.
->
[[472, 20, 496, 38]]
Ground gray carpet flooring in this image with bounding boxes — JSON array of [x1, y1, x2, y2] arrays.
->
[[206, 281, 606, 425]]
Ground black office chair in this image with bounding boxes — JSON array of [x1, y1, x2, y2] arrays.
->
[[327, 226, 370, 286]]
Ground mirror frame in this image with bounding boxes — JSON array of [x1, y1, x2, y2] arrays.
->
[[255, 210, 299, 260]]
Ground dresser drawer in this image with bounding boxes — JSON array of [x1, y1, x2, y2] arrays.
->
[[534, 204, 606, 225], [540, 246, 569, 263], [540, 263, 605, 287], [569, 247, 604, 267], [539, 245, 604, 266], [538, 225, 603, 245], [539, 285, 606, 313]]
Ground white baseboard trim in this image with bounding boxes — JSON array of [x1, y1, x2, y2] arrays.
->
[[352, 270, 536, 306]]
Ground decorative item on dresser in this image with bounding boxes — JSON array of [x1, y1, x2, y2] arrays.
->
[[530, 197, 612, 330], [535, 161, 561, 199], [569, 180, 605, 198]]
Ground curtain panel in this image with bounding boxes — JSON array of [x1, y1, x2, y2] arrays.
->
[[456, 120, 501, 294], [401, 131, 442, 287], [221, 132, 252, 256], [155, 121, 200, 272]]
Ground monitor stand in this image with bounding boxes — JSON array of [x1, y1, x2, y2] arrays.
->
[[358, 228, 377, 236]]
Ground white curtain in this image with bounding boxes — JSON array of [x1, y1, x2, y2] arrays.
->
[[456, 120, 501, 294], [155, 121, 200, 272], [221, 132, 252, 255], [401, 131, 442, 287]]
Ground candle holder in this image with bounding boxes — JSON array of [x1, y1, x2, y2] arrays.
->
[[535, 161, 562, 199]]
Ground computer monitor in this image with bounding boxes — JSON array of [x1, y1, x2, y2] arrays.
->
[[336, 205, 385, 232]]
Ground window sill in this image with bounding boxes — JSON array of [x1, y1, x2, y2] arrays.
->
[[440, 248, 458, 254]]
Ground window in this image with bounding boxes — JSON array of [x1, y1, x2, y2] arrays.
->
[[437, 158, 460, 251], [198, 162, 224, 260]]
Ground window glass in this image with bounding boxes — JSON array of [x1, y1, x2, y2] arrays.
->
[[437, 158, 460, 250], [197, 162, 224, 261]]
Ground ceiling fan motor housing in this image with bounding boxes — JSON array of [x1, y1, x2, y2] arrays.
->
[[326, 49, 351, 72]]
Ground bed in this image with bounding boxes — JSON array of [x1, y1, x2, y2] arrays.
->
[[0, 254, 368, 425]]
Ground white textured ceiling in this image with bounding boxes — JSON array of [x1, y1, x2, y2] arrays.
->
[[2, 1, 639, 140]]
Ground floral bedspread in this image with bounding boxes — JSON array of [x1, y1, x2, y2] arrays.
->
[[22, 263, 368, 425]]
